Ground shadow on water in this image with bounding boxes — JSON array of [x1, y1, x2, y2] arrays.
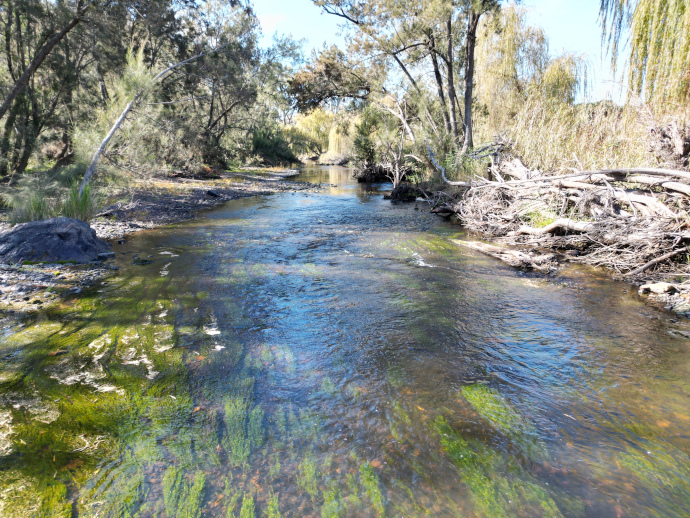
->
[[0, 165, 689, 517]]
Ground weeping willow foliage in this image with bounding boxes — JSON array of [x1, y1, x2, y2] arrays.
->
[[474, 6, 654, 174], [293, 109, 335, 153], [475, 6, 549, 132], [601, 0, 690, 103], [326, 117, 357, 157], [475, 6, 587, 138]]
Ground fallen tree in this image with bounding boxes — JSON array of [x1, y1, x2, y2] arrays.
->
[[426, 149, 690, 284]]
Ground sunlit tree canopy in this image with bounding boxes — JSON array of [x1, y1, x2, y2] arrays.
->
[[601, 0, 690, 103]]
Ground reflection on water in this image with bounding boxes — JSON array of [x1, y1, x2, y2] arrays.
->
[[0, 165, 688, 517]]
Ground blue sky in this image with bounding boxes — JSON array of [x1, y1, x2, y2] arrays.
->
[[252, 0, 622, 102]]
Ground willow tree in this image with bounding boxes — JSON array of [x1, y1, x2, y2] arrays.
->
[[601, 0, 690, 103], [475, 6, 548, 135]]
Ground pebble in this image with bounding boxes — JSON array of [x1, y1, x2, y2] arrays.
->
[[0, 262, 114, 312]]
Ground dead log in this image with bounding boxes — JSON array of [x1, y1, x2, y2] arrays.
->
[[624, 248, 688, 277], [493, 168, 690, 188], [553, 181, 678, 217], [625, 176, 690, 196], [451, 239, 555, 272]]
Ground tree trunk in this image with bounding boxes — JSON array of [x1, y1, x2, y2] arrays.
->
[[79, 96, 138, 196], [446, 16, 459, 141], [429, 35, 451, 133], [0, 2, 88, 121], [4, 0, 15, 81], [0, 104, 18, 178], [462, 9, 480, 153]]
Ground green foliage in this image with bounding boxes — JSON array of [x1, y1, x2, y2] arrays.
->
[[60, 181, 102, 222], [1, 167, 101, 223], [248, 405, 265, 449], [601, 0, 690, 103], [462, 384, 525, 435], [353, 109, 379, 167], [297, 455, 320, 502], [224, 398, 252, 466], [540, 56, 588, 105], [240, 494, 256, 518], [163, 468, 207, 518], [289, 108, 335, 155], [321, 486, 345, 518], [507, 97, 653, 173], [476, 5, 550, 131], [37, 483, 71, 518], [462, 384, 547, 460], [264, 492, 282, 518], [251, 127, 298, 165], [222, 374, 263, 467], [287, 46, 370, 112], [435, 415, 563, 518], [523, 210, 556, 229], [6, 191, 55, 224], [476, 6, 588, 136]]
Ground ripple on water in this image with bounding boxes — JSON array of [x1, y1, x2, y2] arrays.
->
[[0, 166, 688, 517]]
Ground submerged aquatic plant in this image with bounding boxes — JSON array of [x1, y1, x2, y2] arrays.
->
[[238, 493, 255, 518], [297, 455, 320, 502], [264, 492, 282, 518], [359, 463, 385, 517], [462, 383, 548, 460], [435, 415, 565, 518], [163, 467, 206, 518], [37, 483, 71, 518]]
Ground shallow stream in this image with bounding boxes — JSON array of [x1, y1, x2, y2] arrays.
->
[[0, 166, 688, 517]]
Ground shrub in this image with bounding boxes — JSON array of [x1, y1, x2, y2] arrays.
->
[[60, 181, 102, 222]]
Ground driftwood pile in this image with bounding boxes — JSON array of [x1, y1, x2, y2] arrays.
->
[[429, 156, 690, 284]]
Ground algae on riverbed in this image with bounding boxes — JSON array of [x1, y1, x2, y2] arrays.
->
[[435, 415, 567, 518], [1, 167, 689, 517]]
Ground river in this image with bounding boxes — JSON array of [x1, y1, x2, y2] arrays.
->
[[0, 166, 688, 517]]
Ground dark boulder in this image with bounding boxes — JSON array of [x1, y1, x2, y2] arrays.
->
[[0, 217, 112, 264]]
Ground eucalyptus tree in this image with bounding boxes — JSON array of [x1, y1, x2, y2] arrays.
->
[[0, 0, 90, 122], [78, 1, 266, 192], [600, 0, 690, 103], [0, 0, 189, 179], [288, 45, 371, 112], [178, 0, 262, 165], [313, 0, 502, 152], [460, 0, 500, 150], [0, 0, 91, 178]]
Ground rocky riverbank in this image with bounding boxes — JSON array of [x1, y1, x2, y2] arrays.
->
[[90, 169, 309, 240], [0, 169, 316, 313]]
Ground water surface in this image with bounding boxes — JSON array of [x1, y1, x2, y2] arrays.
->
[[0, 166, 688, 517]]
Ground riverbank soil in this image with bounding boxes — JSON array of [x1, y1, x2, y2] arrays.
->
[[0, 169, 318, 313]]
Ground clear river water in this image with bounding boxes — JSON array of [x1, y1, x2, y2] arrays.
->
[[0, 166, 689, 517]]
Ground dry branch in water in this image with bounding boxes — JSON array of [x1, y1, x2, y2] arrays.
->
[[428, 152, 690, 283]]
